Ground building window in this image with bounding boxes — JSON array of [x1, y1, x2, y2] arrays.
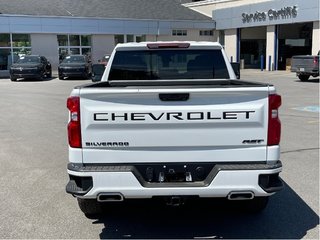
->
[[57, 34, 91, 61], [200, 30, 213, 36], [0, 34, 11, 47], [172, 30, 187, 36], [69, 35, 80, 46], [0, 33, 31, 71], [126, 35, 134, 43], [114, 35, 146, 45], [81, 35, 92, 46], [135, 35, 146, 42], [57, 35, 68, 46], [12, 34, 31, 48], [114, 35, 125, 45]]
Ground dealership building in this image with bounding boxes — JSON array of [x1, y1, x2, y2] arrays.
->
[[186, 0, 319, 70], [0, 0, 319, 76], [0, 0, 214, 76]]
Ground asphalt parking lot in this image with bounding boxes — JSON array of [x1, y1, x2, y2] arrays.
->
[[0, 70, 318, 239]]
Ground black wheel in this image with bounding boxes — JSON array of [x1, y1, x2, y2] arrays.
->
[[77, 198, 102, 218], [10, 76, 17, 82], [58, 71, 63, 80], [47, 69, 52, 78], [298, 75, 310, 81]]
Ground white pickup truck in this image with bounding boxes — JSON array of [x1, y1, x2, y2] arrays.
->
[[66, 41, 283, 216]]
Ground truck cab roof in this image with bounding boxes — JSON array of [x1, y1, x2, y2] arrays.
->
[[114, 41, 223, 50]]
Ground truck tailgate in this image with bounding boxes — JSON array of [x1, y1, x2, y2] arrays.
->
[[291, 56, 318, 71], [79, 87, 270, 164]]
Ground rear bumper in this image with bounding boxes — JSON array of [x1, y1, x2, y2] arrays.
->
[[59, 69, 87, 78], [11, 72, 42, 79], [292, 69, 319, 76], [66, 161, 283, 199]]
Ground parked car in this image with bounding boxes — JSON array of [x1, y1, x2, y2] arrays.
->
[[291, 51, 319, 81], [58, 55, 91, 80], [91, 64, 105, 82], [98, 54, 110, 65], [10, 55, 52, 81]]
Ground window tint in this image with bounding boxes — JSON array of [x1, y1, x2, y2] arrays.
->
[[61, 55, 85, 63], [108, 49, 229, 80], [17, 56, 40, 64]]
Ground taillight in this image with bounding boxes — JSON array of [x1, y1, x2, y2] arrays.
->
[[313, 57, 318, 66], [268, 94, 281, 146], [67, 96, 82, 148]]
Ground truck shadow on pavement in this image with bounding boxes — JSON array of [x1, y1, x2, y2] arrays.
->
[[93, 182, 319, 239]]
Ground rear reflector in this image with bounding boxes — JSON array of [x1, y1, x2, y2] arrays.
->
[[147, 43, 190, 49], [268, 94, 281, 146], [313, 57, 318, 66], [67, 96, 82, 148]]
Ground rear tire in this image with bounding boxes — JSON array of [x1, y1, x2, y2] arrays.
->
[[83, 71, 90, 80], [298, 74, 310, 81], [77, 198, 102, 218], [47, 69, 52, 78], [10, 76, 17, 82]]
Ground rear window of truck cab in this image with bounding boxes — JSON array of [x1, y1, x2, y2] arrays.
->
[[108, 50, 230, 80]]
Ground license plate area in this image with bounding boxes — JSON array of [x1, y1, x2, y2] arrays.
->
[[165, 171, 186, 182], [134, 163, 214, 183]]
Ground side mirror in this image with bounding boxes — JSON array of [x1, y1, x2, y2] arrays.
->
[[231, 62, 240, 79], [91, 64, 105, 82]]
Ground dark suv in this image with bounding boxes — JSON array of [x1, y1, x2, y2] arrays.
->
[[58, 55, 91, 80], [10, 55, 52, 81]]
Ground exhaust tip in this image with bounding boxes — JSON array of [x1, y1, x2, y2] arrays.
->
[[227, 191, 254, 200], [97, 193, 124, 202]]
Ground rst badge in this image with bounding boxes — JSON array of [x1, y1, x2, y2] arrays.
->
[[242, 139, 264, 144]]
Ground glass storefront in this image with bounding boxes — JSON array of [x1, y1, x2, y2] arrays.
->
[[278, 22, 313, 70], [240, 39, 266, 69], [0, 49, 11, 70], [0, 34, 10, 47], [0, 34, 31, 70], [57, 34, 92, 61], [240, 27, 266, 69]]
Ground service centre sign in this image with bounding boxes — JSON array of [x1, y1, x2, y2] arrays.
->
[[242, 6, 298, 23]]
